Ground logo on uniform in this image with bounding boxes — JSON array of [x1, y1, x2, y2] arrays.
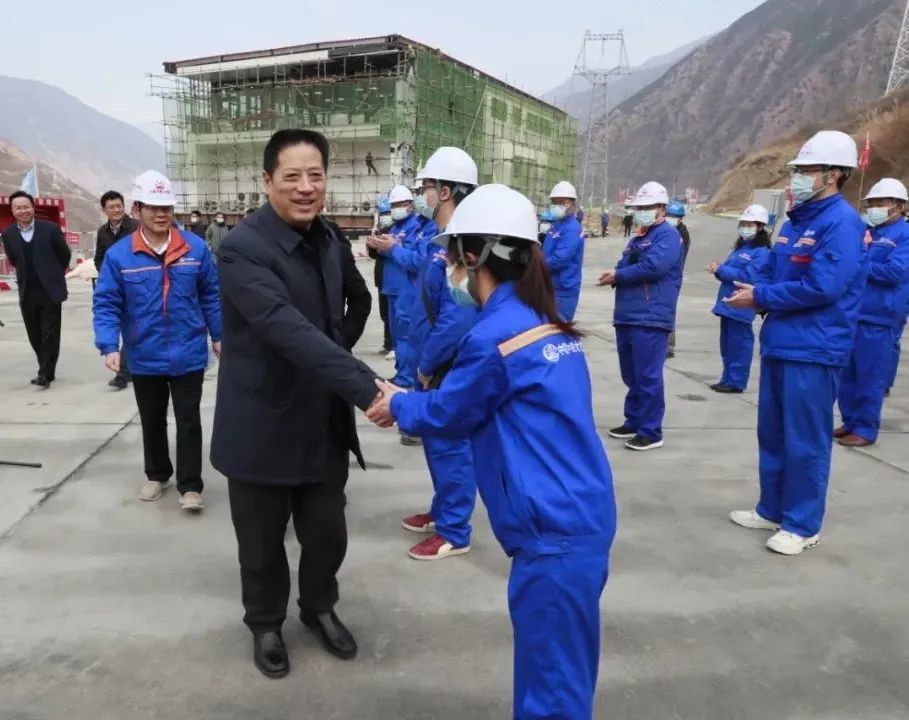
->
[[795, 237, 816, 247], [543, 341, 583, 363]]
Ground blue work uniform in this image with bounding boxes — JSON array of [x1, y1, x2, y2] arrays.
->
[[381, 213, 425, 388], [612, 221, 683, 441], [408, 223, 479, 548], [392, 283, 617, 720], [752, 193, 866, 538], [543, 214, 585, 321], [838, 218, 909, 442], [711, 241, 771, 390], [889, 300, 909, 390]]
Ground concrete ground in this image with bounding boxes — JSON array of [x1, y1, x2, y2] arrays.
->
[[1, 214, 907, 720]]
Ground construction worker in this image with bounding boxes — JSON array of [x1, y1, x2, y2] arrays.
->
[[412, 176, 431, 230], [725, 130, 866, 556], [366, 184, 616, 720], [368, 196, 394, 357], [367, 185, 425, 392], [600, 208, 610, 237], [543, 181, 585, 321], [402, 146, 479, 560], [538, 208, 556, 244], [93, 170, 221, 512], [836, 178, 909, 447], [664, 200, 690, 358], [205, 212, 229, 254], [707, 204, 772, 393], [622, 208, 634, 237], [598, 181, 683, 451]]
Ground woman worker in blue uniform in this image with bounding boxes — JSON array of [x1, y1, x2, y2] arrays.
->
[[598, 181, 683, 452], [367, 185, 426, 390], [836, 178, 909, 447], [706, 203, 772, 393], [725, 130, 867, 556], [403, 147, 480, 560], [367, 184, 617, 720], [543, 180, 585, 320]]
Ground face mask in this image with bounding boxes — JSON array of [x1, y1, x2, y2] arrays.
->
[[539, 222, 552, 234], [789, 172, 820, 205], [216, 217, 225, 225], [413, 195, 431, 219], [665, 217, 680, 227], [378, 214, 393, 229], [390, 207, 410, 222], [634, 209, 658, 228], [447, 265, 478, 307], [738, 226, 758, 240], [190, 216, 199, 224], [550, 205, 567, 220], [865, 207, 892, 227]]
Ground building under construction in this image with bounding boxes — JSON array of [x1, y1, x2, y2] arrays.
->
[[154, 34, 576, 231]]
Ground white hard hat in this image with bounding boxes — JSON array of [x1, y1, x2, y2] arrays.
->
[[550, 181, 578, 200], [132, 170, 176, 206], [388, 185, 414, 203], [627, 181, 669, 207], [739, 204, 770, 224], [864, 178, 909, 202], [421, 147, 479, 186], [434, 184, 539, 248], [788, 130, 858, 169]]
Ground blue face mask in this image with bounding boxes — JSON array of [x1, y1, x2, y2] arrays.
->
[[634, 209, 658, 228], [549, 205, 567, 221], [738, 226, 758, 240], [789, 172, 819, 205], [447, 266, 478, 307], [865, 207, 892, 227], [414, 195, 432, 220]]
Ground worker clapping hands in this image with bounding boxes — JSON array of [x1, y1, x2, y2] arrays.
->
[[365, 233, 399, 252], [723, 281, 757, 309]]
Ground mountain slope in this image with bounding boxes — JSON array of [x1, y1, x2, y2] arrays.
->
[[604, 0, 902, 196], [0, 140, 101, 232], [544, 38, 708, 126], [0, 76, 164, 196], [709, 87, 909, 213]]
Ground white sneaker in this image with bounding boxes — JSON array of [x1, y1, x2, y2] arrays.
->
[[766, 530, 820, 556], [729, 510, 780, 531], [385, 350, 396, 361], [138, 480, 168, 502], [180, 491, 204, 513]]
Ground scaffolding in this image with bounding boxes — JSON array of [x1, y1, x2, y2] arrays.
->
[[151, 35, 577, 228]]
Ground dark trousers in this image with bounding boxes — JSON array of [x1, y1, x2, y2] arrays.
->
[[378, 292, 392, 351], [228, 443, 350, 633], [21, 290, 62, 380], [131, 371, 204, 494]]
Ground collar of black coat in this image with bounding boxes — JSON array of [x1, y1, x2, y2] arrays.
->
[[260, 202, 333, 254]]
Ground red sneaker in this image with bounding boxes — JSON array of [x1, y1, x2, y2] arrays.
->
[[408, 533, 471, 561], [401, 512, 435, 534]]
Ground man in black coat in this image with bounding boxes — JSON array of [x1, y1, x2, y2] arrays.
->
[[211, 129, 379, 679], [1, 190, 71, 387], [94, 190, 138, 389]]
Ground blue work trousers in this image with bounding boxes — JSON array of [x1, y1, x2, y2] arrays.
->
[[838, 322, 895, 443], [556, 291, 580, 323], [424, 435, 476, 548], [387, 292, 415, 389], [509, 551, 609, 720], [888, 320, 906, 390], [616, 325, 669, 440], [757, 357, 839, 538], [719, 317, 755, 390]]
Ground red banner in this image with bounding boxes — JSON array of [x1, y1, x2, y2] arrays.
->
[[858, 133, 872, 171]]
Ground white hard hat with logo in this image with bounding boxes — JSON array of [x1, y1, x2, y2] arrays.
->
[[864, 178, 909, 202], [388, 185, 414, 203], [627, 181, 669, 207], [550, 181, 578, 200], [132, 170, 176, 206], [434, 184, 539, 249], [739, 204, 770, 224], [788, 130, 858, 169], [421, 147, 479, 186]]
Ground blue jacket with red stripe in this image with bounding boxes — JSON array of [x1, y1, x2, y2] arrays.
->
[[753, 194, 867, 367], [93, 229, 222, 376], [859, 218, 909, 328], [613, 221, 683, 331]]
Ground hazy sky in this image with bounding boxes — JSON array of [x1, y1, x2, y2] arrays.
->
[[2, 0, 766, 136]]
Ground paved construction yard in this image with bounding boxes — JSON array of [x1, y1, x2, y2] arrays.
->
[[1, 214, 907, 719]]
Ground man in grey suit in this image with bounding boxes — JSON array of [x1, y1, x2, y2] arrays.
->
[[1, 191, 71, 387]]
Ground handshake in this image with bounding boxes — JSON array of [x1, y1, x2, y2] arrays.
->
[[365, 378, 406, 428]]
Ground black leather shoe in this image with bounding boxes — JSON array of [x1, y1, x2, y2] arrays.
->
[[714, 385, 743, 394], [253, 631, 289, 679], [301, 610, 357, 660], [32, 375, 50, 388], [109, 375, 128, 390]]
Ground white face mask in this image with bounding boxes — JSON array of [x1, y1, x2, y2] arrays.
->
[[549, 205, 567, 221], [539, 222, 552, 234], [390, 207, 410, 222], [738, 226, 758, 240], [665, 217, 680, 227], [634, 209, 658, 228], [865, 206, 893, 227], [378, 214, 393, 229]]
